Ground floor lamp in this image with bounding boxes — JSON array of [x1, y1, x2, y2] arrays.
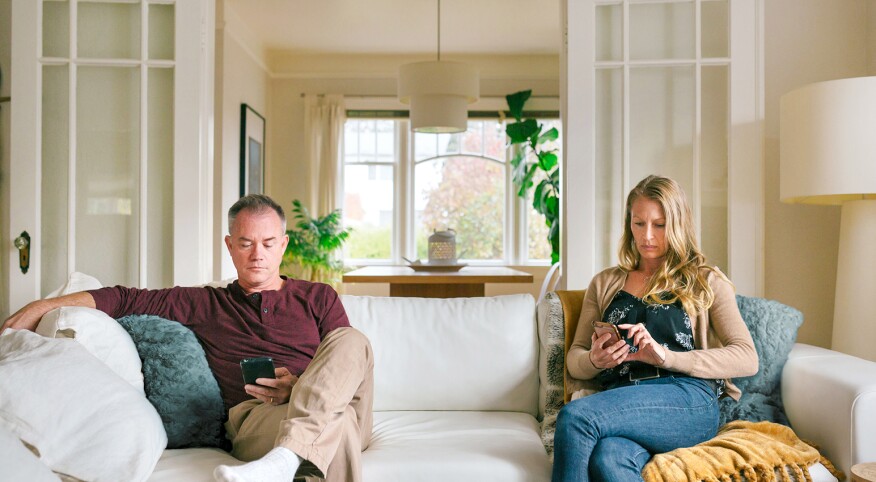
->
[[780, 76, 876, 362]]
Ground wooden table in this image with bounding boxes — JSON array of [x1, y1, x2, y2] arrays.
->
[[342, 266, 534, 298], [852, 463, 876, 482]]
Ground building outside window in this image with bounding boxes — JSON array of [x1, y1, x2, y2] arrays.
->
[[342, 116, 560, 266]]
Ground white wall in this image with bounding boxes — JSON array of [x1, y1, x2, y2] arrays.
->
[[764, 0, 872, 347], [0, 0, 10, 317], [214, 0, 271, 279]]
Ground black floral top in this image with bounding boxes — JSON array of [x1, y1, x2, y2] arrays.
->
[[597, 290, 725, 396]]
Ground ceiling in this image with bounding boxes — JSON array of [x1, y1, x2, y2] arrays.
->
[[226, 0, 561, 56]]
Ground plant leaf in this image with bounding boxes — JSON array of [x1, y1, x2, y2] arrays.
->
[[506, 119, 540, 144], [538, 151, 558, 171], [506, 90, 532, 121], [537, 127, 559, 144]]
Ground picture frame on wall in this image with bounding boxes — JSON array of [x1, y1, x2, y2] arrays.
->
[[240, 104, 265, 197]]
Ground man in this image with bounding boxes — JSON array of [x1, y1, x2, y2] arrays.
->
[[2, 195, 373, 482]]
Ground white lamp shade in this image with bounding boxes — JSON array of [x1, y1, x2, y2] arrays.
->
[[398, 61, 479, 133], [780, 76, 876, 204]]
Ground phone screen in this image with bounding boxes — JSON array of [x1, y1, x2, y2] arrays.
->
[[240, 357, 276, 385]]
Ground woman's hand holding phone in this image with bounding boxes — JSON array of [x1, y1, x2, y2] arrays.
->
[[589, 320, 630, 369]]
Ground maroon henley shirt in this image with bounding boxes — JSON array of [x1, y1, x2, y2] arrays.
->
[[89, 277, 350, 410]]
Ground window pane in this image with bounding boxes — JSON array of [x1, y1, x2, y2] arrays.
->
[[415, 156, 504, 261], [629, 66, 694, 194], [437, 133, 459, 156], [43, 0, 69, 58], [702, 0, 729, 58], [359, 120, 376, 157], [630, 2, 694, 60], [461, 121, 483, 155], [41, 65, 69, 296], [596, 3, 622, 62], [344, 121, 359, 158], [376, 120, 394, 155], [343, 165, 394, 260], [483, 120, 506, 159], [78, 2, 140, 60], [414, 132, 437, 161]]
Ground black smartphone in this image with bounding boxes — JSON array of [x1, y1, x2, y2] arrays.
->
[[240, 357, 276, 385]]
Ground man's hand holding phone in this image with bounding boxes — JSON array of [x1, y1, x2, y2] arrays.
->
[[589, 320, 630, 369], [240, 357, 298, 405]]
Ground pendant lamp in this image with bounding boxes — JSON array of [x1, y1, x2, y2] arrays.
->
[[398, 0, 479, 133]]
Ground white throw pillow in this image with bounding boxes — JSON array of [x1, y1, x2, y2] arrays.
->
[[36, 307, 145, 393], [44, 271, 103, 298], [0, 425, 59, 482], [0, 330, 167, 482]]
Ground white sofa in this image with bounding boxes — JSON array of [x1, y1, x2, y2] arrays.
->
[[149, 294, 553, 481], [4, 291, 876, 481]]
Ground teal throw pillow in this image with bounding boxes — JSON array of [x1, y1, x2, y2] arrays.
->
[[116, 315, 227, 449], [718, 295, 803, 426]]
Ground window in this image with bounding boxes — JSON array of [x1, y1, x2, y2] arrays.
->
[[342, 117, 561, 266]]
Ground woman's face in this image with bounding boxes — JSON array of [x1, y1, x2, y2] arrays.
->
[[630, 196, 668, 263]]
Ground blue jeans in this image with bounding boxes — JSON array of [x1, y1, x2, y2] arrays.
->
[[551, 376, 719, 482]]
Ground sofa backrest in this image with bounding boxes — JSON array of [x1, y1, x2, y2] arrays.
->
[[341, 294, 539, 415]]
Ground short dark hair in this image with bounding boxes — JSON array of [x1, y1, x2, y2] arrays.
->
[[228, 195, 286, 233]]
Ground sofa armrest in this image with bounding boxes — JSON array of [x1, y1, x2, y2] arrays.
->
[[782, 343, 876, 473]]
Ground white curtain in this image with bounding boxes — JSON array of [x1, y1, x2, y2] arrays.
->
[[303, 94, 345, 216]]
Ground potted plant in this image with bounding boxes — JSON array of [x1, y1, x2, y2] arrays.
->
[[280, 199, 352, 288], [505, 89, 560, 263]]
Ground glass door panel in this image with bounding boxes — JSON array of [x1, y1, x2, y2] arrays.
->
[[78, 2, 141, 59], [595, 68, 624, 270], [630, 2, 694, 60], [700, 65, 729, 272], [76, 66, 140, 287], [41, 65, 70, 295], [702, 0, 729, 58], [148, 4, 175, 60], [629, 66, 695, 196], [43, 1, 69, 58], [147, 67, 174, 288], [596, 4, 622, 62]]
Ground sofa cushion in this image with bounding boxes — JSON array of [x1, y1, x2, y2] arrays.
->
[[116, 315, 227, 449], [364, 411, 551, 482], [342, 294, 538, 414], [0, 329, 166, 482], [719, 295, 803, 425], [148, 448, 242, 482]]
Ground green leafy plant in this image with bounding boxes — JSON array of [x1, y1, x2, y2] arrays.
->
[[505, 89, 560, 263], [280, 199, 352, 287]]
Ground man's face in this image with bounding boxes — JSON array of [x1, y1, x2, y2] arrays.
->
[[224, 209, 289, 291]]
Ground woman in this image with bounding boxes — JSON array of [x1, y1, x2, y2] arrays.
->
[[552, 175, 758, 482]]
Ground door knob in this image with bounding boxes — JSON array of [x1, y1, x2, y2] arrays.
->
[[14, 231, 30, 274]]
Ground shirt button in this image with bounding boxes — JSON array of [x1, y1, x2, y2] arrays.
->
[[263, 308, 268, 313]]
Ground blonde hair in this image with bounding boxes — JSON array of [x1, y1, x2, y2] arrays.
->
[[618, 175, 727, 316]]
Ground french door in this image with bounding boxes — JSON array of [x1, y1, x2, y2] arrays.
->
[[7, 0, 214, 314], [562, 0, 763, 295]]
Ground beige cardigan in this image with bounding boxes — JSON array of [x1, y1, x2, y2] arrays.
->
[[567, 266, 758, 400]]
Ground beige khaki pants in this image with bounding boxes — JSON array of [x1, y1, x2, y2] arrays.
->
[[225, 327, 374, 482]]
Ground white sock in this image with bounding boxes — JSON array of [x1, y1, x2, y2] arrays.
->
[[213, 447, 302, 482]]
